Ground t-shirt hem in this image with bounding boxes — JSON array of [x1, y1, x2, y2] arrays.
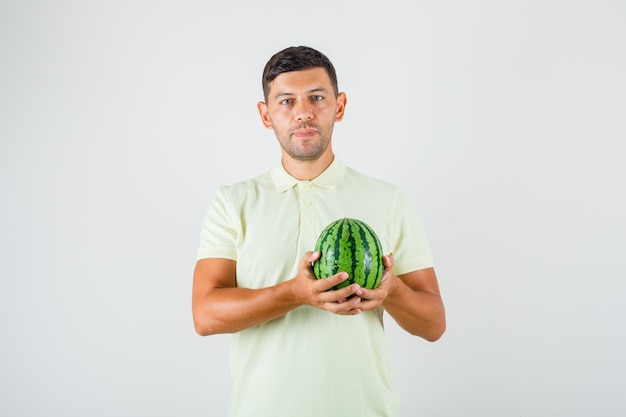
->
[[393, 257, 434, 276], [196, 247, 237, 261]]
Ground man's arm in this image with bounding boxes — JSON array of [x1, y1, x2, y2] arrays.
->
[[382, 266, 446, 341], [192, 251, 364, 335], [354, 256, 446, 341]]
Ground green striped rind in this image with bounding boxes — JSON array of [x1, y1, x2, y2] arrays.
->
[[313, 218, 383, 290]]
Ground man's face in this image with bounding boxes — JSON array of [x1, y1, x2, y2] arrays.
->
[[258, 67, 346, 162]]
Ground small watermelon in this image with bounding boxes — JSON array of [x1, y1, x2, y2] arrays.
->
[[313, 218, 384, 290]]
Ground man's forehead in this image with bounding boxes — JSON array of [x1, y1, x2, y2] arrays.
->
[[269, 67, 332, 96]]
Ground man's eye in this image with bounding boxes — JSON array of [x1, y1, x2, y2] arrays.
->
[[311, 95, 323, 102], [281, 99, 293, 105]]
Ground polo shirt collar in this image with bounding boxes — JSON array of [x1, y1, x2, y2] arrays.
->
[[271, 157, 346, 192]]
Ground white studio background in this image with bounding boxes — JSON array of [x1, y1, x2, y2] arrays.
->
[[1, 1, 625, 416]]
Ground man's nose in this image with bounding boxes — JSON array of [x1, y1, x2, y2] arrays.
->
[[295, 101, 313, 121]]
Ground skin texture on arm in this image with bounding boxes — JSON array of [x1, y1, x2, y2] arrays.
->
[[192, 252, 365, 335], [352, 256, 446, 341]]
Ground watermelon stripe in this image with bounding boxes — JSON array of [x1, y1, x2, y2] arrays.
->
[[351, 220, 366, 286], [355, 223, 371, 288], [358, 221, 383, 289], [336, 219, 352, 289]]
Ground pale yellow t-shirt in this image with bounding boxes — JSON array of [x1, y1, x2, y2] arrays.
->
[[197, 158, 433, 417]]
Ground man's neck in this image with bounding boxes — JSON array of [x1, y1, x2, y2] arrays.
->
[[281, 152, 334, 181]]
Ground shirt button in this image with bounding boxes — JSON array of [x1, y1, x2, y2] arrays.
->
[[304, 201, 312, 206], [305, 220, 312, 225], [304, 184, 311, 190]]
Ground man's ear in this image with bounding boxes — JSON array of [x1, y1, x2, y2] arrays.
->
[[257, 101, 273, 129], [334, 92, 347, 122]]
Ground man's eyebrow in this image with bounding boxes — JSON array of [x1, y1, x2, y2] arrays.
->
[[273, 87, 329, 99]]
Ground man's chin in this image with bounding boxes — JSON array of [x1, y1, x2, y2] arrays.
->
[[285, 146, 327, 162]]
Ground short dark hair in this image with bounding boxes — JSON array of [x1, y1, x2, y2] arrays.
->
[[261, 46, 339, 101]]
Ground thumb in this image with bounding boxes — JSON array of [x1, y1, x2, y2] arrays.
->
[[383, 254, 394, 269], [305, 251, 321, 268]]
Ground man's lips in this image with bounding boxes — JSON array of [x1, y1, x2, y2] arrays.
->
[[292, 128, 318, 138], [291, 125, 319, 138]]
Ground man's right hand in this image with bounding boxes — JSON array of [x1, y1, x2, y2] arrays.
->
[[290, 251, 364, 315]]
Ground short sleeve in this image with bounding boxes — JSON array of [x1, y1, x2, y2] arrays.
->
[[196, 186, 239, 261], [390, 189, 434, 275]]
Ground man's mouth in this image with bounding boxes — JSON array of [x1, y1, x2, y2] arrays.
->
[[293, 129, 318, 138], [291, 124, 319, 138]]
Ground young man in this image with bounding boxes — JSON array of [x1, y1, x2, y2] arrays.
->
[[193, 46, 445, 417]]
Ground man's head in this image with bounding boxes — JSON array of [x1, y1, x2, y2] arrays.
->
[[257, 46, 346, 177], [261, 46, 339, 102]]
